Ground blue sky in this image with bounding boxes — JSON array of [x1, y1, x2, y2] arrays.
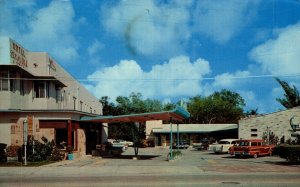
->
[[1, 0, 300, 113]]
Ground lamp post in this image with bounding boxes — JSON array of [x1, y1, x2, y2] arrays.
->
[[23, 119, 28, 166]]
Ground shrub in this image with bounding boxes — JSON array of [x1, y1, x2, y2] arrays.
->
[[50, 147, 64, 161], [167, 150, 182, 160], [273, 145, 300, 163], [25, 136, 63, 162]]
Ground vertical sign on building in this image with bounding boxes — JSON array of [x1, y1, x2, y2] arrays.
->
[[23, 119, 28, 166], [27, 116, 33, 135]]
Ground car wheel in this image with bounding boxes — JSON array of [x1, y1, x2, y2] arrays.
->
[[269, 151, 273, 156], [253, 153, 258, 159]]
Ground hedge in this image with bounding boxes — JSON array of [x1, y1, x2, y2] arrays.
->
[[273, 145, 300, 163]]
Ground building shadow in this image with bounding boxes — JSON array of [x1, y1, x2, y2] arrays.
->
[[264, 160, 300, 166], [100, 155, 160, 160]]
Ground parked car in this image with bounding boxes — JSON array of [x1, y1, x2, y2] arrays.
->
[[104, 141, 125, 156], [208, 139, 238, 154], [173, 140, 189, 149], [192, 141, 204, 150], [229, 139, 275, 158], [0, 143, 7, 162], [118, 140, 134, 147], [112, 140, 128, 150]]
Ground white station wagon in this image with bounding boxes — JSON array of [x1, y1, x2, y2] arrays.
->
[[208, 139, 238, 153]]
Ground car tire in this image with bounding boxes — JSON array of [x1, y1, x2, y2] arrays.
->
[[253, 153, 258, 159]]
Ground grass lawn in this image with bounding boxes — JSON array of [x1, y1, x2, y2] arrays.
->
[[0, 160, 58, 167]]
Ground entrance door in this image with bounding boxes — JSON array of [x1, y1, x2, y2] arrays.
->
[[56, 129, 67, 149]]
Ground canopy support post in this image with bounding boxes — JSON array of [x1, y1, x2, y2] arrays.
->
[[169, 117, 173, 161], [177, 122, 179, 151]]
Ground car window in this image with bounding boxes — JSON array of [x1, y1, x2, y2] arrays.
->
[[239, 141, 249, 146], [219, 141, 229, 144], [251, 142, 257, 146], [231, 141, 237, 144], [257, 142, 261, 146]]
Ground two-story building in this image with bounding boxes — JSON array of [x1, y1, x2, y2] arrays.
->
[[0, 37, 107, 156]]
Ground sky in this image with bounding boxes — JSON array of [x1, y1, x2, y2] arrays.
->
[[1, 0, 300, 114]]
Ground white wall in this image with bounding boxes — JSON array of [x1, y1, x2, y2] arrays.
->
[[0, 123, 11, 145]]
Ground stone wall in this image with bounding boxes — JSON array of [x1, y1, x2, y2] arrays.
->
[[77, 129, 86, 155], [239, 107, 300, 143]]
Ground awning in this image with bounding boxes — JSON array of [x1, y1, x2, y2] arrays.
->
[[152, 123, 237, 133], [80, 106, 190, 123]]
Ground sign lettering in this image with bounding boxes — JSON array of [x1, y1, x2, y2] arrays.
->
[[10, 41, 28, 68]]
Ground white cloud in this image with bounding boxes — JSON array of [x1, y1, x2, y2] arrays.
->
[[250, 22, 300, 75], [193, 0, 260, 44], [87, 40, 104, 56], [0, 0, 79, 64], [87, 55, 210, 100], [212, 70, 251, 89], [101, 0, 191, 56]]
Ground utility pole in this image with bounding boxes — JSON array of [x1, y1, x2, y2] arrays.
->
[[23, 119, 28, 166]]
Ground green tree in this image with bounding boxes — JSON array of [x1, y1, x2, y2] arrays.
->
[[100, 96, 122, 115], [188, 89, 245, 124], [103, 92, 172, 146], [276, 78, 300, 108]]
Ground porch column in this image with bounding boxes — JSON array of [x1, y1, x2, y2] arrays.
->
[[177, 123, 179, 151], [74, 123, 79, 151], [68, 120, 72, 147], [169, 117, 173, 160]]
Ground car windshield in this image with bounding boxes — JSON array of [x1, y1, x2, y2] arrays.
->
[[219, 141, 230, 144], [239, 141, 249, 146]]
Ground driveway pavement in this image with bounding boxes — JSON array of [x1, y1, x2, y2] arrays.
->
[[1, 147, 300, 186], [42, 147, 300, 173]]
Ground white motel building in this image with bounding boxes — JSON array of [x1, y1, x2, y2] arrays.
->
[[0, 37, 107, 157]]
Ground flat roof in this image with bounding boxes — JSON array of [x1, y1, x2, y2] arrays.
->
[[80, 106, 190, 123], [152, 123, 237, 133]]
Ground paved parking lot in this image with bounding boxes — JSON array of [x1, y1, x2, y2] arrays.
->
[[1, 147, 300, 186], [47, 147, 300, 173]]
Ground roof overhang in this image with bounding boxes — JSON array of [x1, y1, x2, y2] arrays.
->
[[80, 106, 190, 123], [152, 124, 238, 133], [34, 76, 66, 87], [0, 65, 66, 87]]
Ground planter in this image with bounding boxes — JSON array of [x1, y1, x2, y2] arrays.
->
[[67, 153, 74, 160]]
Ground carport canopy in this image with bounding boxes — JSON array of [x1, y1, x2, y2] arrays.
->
[[80, 106, 190, 123]]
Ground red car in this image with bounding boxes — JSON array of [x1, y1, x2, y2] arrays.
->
[[229, 139, 274, 158]]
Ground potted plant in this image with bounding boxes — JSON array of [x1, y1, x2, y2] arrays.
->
[[66, 146, 74, 160]]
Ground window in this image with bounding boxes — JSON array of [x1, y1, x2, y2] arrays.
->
[[80, 101, 83, 111], [257, 142, 262, 146], [9, 71, 16, 92], [219, 141, 230, 144], [251, 134, 258, 137], [34, 81, 47, 98], [239, 141, 249, 146], [11, 125, 16, 134], [251, 129, 258, 132], [20, 80, 25, 95], [73, 97, 77, 110], [56, 86, 62, 102], [251, 142, 257, 146], [0, 71, 9, 91]]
